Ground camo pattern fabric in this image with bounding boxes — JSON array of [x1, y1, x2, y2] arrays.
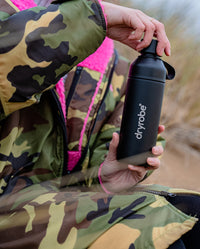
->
[[0, 0, 106, 195], [0, 0, 106, 116], [0, 181, 198, 249], [0, 1, 198, 249]]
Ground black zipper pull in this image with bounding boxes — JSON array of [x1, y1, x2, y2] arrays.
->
[[65, 66, 83, 115], [140, 189, 177, 198], [160, 191, 176, 198]]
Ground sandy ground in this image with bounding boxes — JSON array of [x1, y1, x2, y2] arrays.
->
[[142, 145, 200, 192]]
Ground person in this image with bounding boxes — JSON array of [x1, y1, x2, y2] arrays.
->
[[0, 0, 199, 249]]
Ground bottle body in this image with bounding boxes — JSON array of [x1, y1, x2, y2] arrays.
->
[[117, 77, 165, 166], [117, 41, 168, 166]]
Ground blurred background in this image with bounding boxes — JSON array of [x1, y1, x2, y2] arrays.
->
[[108, 0, 200, 191]]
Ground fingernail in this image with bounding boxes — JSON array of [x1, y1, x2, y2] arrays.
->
[[153, 145, 162, 154], [147, 157, 156, 165], [152, 146, 158, 154]]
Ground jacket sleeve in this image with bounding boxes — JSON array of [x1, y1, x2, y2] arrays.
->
[[0, 0, 106, 116]]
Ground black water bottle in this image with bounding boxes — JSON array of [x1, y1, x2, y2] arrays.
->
[[117, 39, 175, 166]]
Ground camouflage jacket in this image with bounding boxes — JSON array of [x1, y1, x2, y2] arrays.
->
[[0, 0, 109, 195], [0, 0, 165, 197], [0, 2, 198, 249]]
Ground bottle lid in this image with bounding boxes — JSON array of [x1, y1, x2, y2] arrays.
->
[[141, 39, 158, 55]]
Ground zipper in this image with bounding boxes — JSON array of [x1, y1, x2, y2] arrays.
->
[[49, 66, 82, 175], [47, 89, 68, 175], [140, 189, 176, 198], [64, 66, 83, 174], [135, 189, 200, 198], [65, 66, 83, 115]]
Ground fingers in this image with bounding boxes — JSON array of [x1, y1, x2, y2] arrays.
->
[[128, 18, 145, 41], [152, 145, 164, 156], [108, 132, 163, 172], [128, 146, 163, 173], [146, 157, 160, 169], [133, 15, 156, 51], [150, 19, 171, 56], [128, 164, 148, 180], [134, 18, 170, 56], [158, 125, 165, 134], [124, 9, 171, 56], [106, 132, 119, 161], [146, 145, 163, 168], [128, 164, 147, 174], [128, 154, 161, 172]]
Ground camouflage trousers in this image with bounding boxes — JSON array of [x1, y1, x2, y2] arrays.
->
[[0, 181, 198, 249]]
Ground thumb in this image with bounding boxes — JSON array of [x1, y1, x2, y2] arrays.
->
[[106, 132, 119, 161]]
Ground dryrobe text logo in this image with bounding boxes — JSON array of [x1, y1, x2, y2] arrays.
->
[[134, 103, 147, 140]]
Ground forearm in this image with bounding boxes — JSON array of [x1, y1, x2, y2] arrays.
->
[[0, 0, 106, 116]]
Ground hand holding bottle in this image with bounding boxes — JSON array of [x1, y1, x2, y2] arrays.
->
[[99, 125, 164, 193]]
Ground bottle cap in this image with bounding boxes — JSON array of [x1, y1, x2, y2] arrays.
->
[[141, 39, 158, 55]]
